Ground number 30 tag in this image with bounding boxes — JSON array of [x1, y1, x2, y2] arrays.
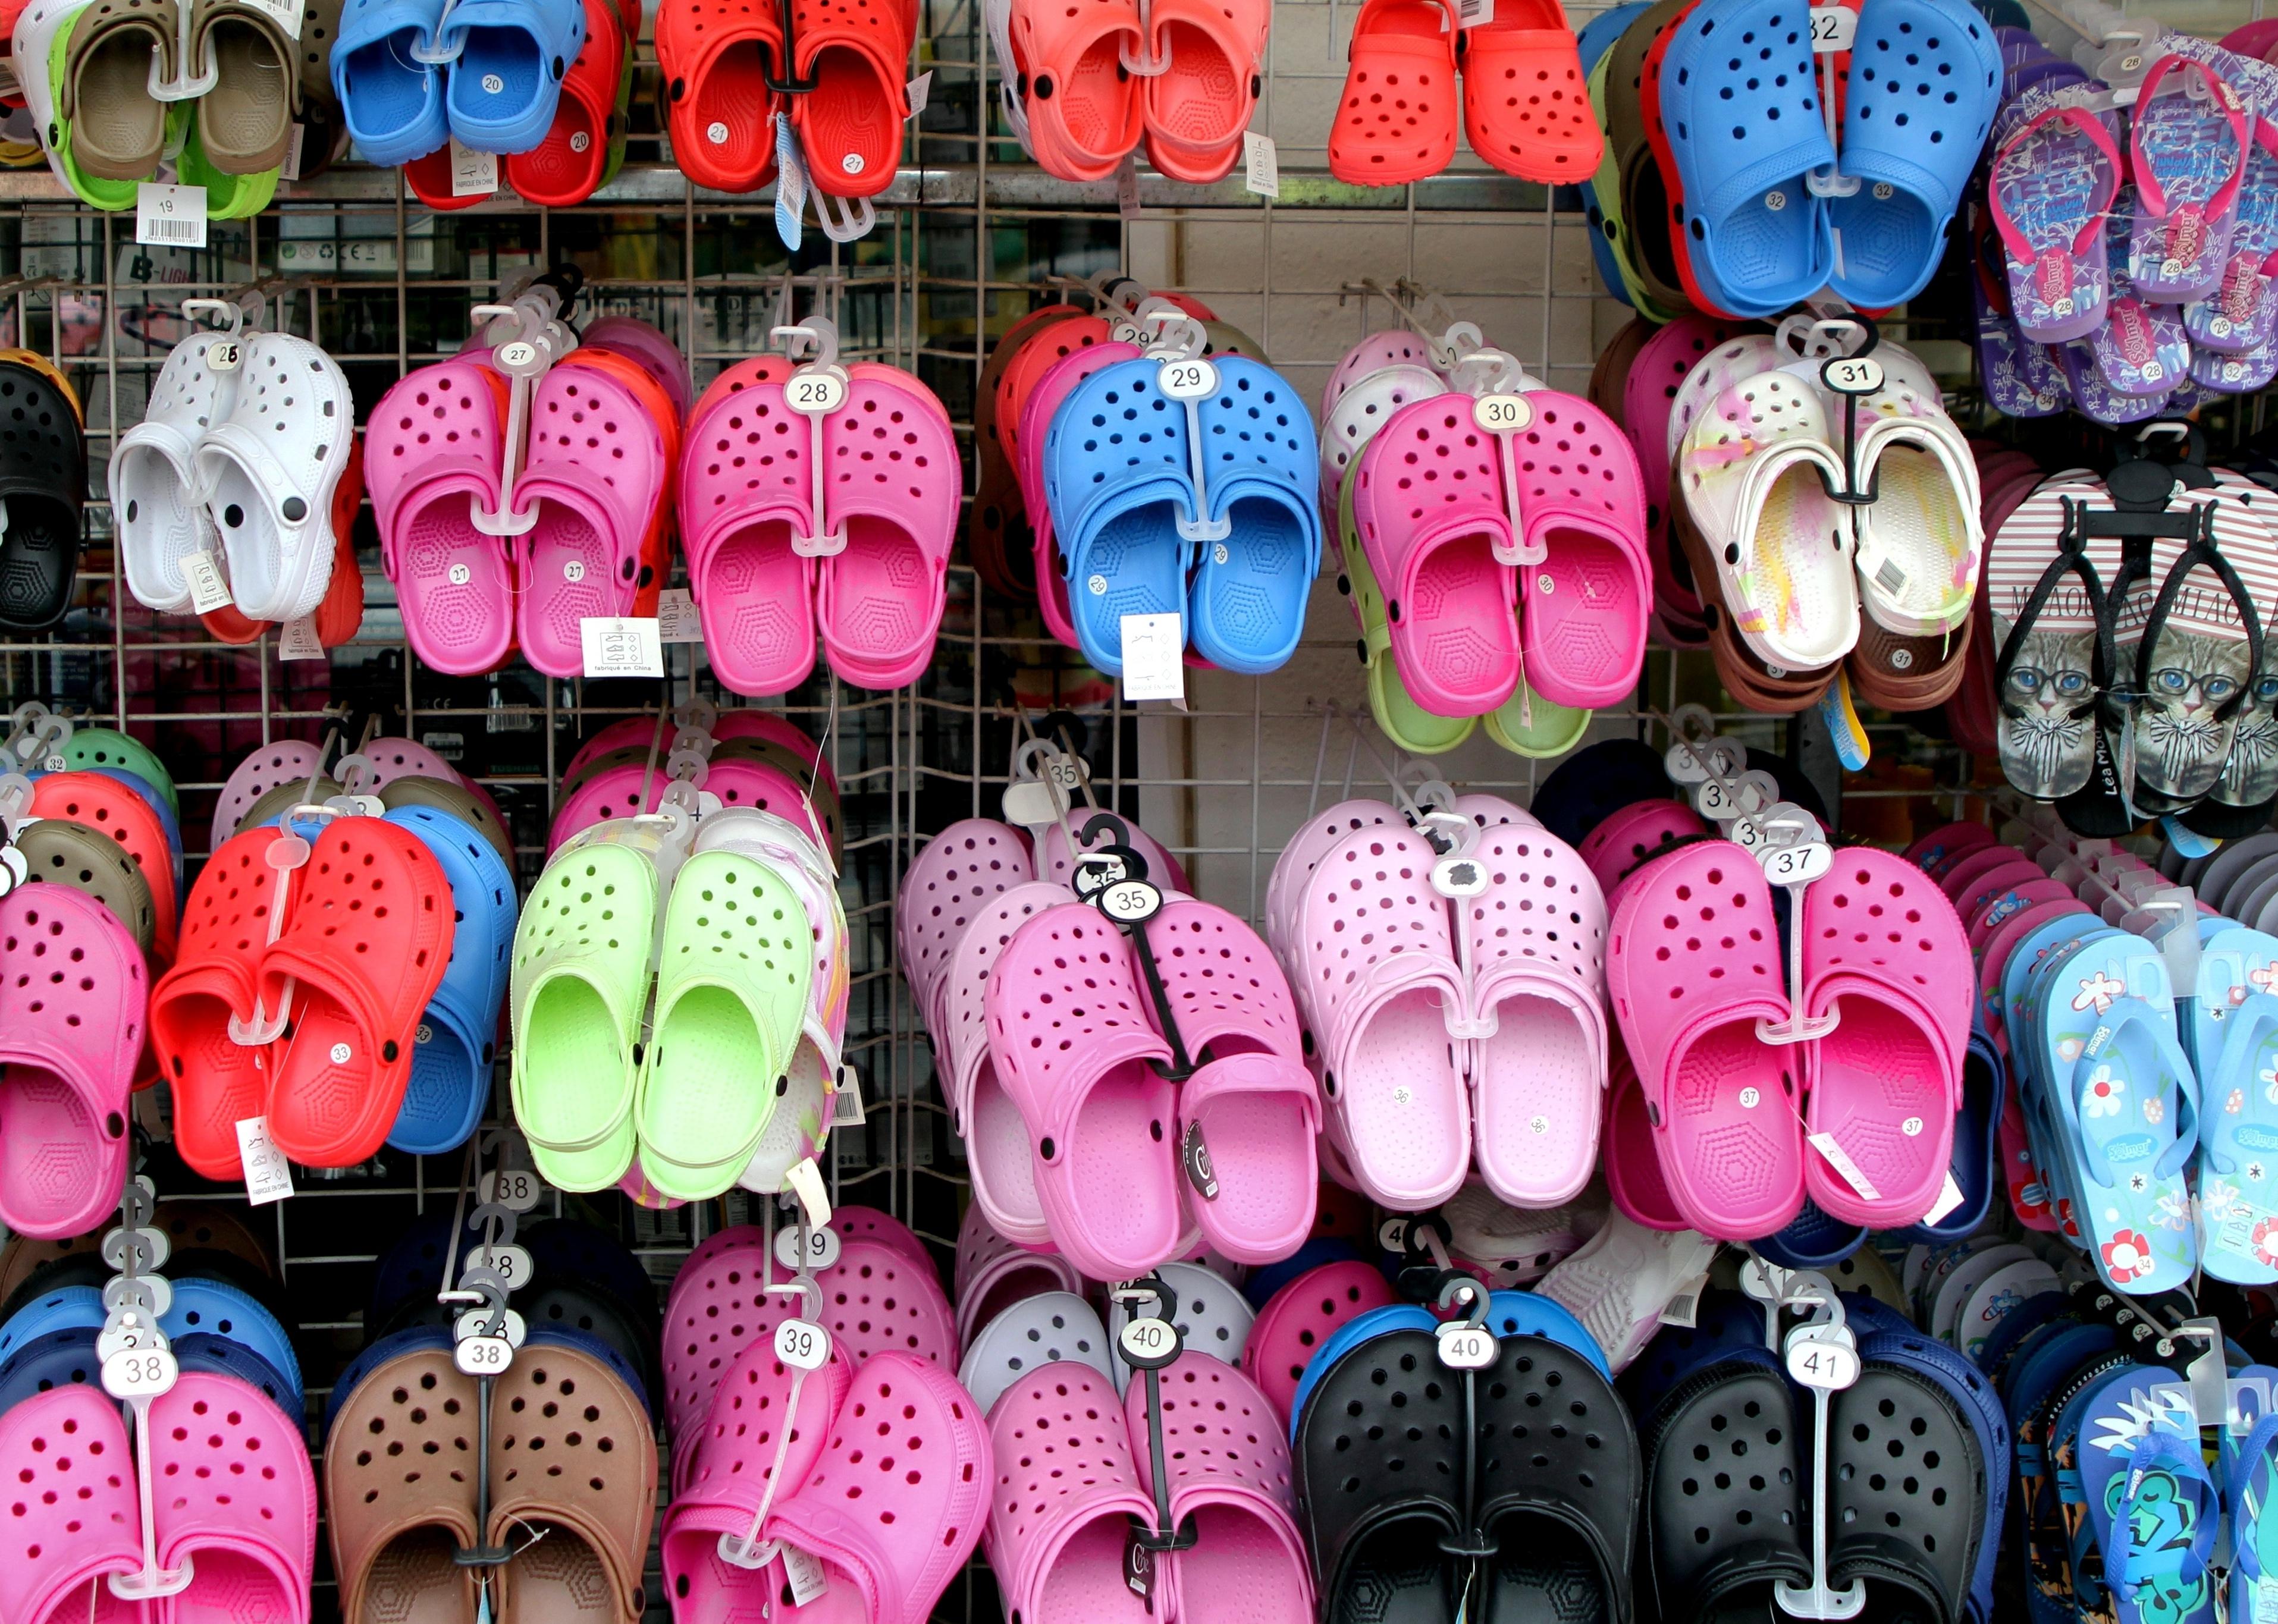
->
[[1473, 394, 1532, 433]]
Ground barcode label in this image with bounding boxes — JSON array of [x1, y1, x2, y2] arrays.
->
[[1875, 557, 1907, 595], [136, 183, 207, 248]]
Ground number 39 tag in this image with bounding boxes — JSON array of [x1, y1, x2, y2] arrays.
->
[[775, 1317, 832, 1371], [1436, 1321, 1496, 1370]]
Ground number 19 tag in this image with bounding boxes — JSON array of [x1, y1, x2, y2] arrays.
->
[[775, 1317, 832, 1371]]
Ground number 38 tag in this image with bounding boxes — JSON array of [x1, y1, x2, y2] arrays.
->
[[776, 1317, 833, 1371], [103, 1345, 179, 1399]]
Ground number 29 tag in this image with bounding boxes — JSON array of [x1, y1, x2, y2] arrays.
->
[[1159, 358, 1218, 400]]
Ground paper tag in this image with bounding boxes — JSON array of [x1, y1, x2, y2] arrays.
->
[[183, 548, 233, 613], [1242, 130, 1280, 198], [1659, 1268, 1711, 1328], [906, 69, 933, 117], [774, 1218, 842, 1273], [781, 1544, 829, 1606], [1456, 0, 1492, 26], [1808, 1132, 1884, 1202], [1786, 1332, 1862, 1389], [784, 1156, 832, 1232], [580, 617, 664, 679], [1116, 156, 1142, 221], [240, 0, 302, 37], [1120, 612, 1186, 705], [773, 112, 808, 250], [1809, 4, 1857, 51], [1125, 1529, 1156, 1604], [236, 1116, 294, 1204], [450, 138, 497, 198], [1922, 1171, 1966, 1227], [280, 122, 306, 182], [136, 183, 206, 248], [278, 615, 324, 660], [656, 588, 702, 643], [831, 1064, 866, 1126], [478, 1167, 544, 1212], [774, 1317, 832, 1371]]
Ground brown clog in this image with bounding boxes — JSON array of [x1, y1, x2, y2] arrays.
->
[[325, 1341, 484, 1624], [1605, 0, 1697, 316]]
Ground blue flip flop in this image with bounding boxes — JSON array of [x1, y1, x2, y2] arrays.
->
[[1043, 355, 1203, 676], [440, 0, 584, 154], [2224, 1372, 2278, 1624], [332, 0, 453, 164], [1828, 0, 2002, 307], [384, 803, 517, 1156], [2191, 923, 2278, 1284], [1577, 1, 1651, 304], [1661, 0, 1837, 313], [2082, 1371, 2223, 1624], [2010, 919, 2117, 1237], [2006, 1323, 2125, 1624], [1185, 356, 1320, 676]]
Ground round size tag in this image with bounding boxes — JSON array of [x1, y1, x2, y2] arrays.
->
[[1157, 358, 1219, 400], [454, 1335, 514, 1378], [1430, 854, 1490, 898], [208, 339, 241, 372], [1117, 1315, 1182, 1369], [1473, 393, 1533, 433], [1097, 878, 1162, 925], [479, 1167, 545, 1214], [455, 1306, 527, 1349], [1436, 1321, 1497, 1370], [1376, 1215, 1412, 1253], [463, 1242, 533, 1293], [102, 1345, 179, 1400], [1785, 1334, 1861, 1391], [1070, 853, 1129, 900], [1761, 841, 1834, 887], [773, 1222, 842, 1273], [1820, 356, 1885, 395], [786, 369, 849, 416], [495, 340, 539, 372], [774, 1317, 833, 1371]]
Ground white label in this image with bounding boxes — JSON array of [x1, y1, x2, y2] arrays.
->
[[830, 1066, 866, 1126], [184, 549, 233, 614], [1116, 156, 1142, 221], [236, 1115, 294, 1204], [1474, 393, 1533, 433], [1120, 612, 1186, 704], [1098, 878, 1162, 924], [1808, 1131, 1884, 1202], [136, 183, 206, 248], [454, 1335, 514, 1377], [479, 1167, 544, 1213], [1118, 1316, 1179, 1364], [1786, 1334, 1862, 1389], [783, 1157, 831, 1231], [278, 615, 324, 660], [773, 1221, 842, 1273], [1436, 1322, 1497, 1369], [1763, 841, 1834, 887], [449, 138, 498, 199], [454, 1307, 526, 1347], [280, 122, 306, 181], [241, 0, 302, 37], [464, 1242, 533, 1292], [1659, 1270, 1711, 1328], [1922, 1171, 1966, 1226], [786, 369, 848, 415], [906, 69, 933, 117], [1456, 0, 1492, 26], [1821, 354, 1884, 394], [782, 1544, 830, 1607], [101, 1345, 178, 1399], [1159, 358, 1219, 400], [1430, 855, 1491, 898], [480, 73, 503, 93], [1377, 1216, 1411, 1252], [1242, 130, 1280, 198], [774, 1317, 832, 1371], [1809, 4, 1857, 51], [580, 617, 664, 679], [657, 588, 702, 643], [1001, 778, 1068, 830]]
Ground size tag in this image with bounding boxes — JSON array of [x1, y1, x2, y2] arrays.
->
[[1120, 612, 1186, 705], [450, 138, 497, 198], [236, 1116, 294, 1204], [136, 182, 206, 248], [454, 1334, 514, 1377], [782, 1544, 830, 1607], [906, 68, 933, 117], [1430, 854, 1489, 898], [656, 588, 702, 643], [184, 548, 233, 614], [785, 369, 849, 415], [1762, 840, 1834, 887], [774, 1317, 833, 1371], [580, 617, 664, 679], [463, 1242, 533, 1292], [1821, 354, 1884, 394], [1436, 1320, 1497, 1369], [278, 615, 324, 660], [774, 1220, 842, 1273], [1118, 1314, 1181, 1367], [478, 1167, 544, 1212], [1808, 4, 1857, 51], [1071, 852, 1129, 900], [831, 1065, 866, 1127], [1786, 1331, 1862, 1389], [1097, 877, 1163, 925], [454, 1306, 526, 1347], [280, 121, 306, 182], [1808, 1132, 1883, 1202], [1376, 1216, 1411, 1252], [1116, 156, 1143, 221], [1158, 357, 1219, 400], [1474, 393, 1533, 433], [102, 1345, 179, 1400], [1242, 130, 1279, 198], [1921, 1172, 1966, 1227], [206, 337, 243, 373]]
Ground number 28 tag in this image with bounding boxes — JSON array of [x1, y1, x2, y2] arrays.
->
[[1159, 358, 1218, 400], [776, 1317, 832, 1370], [786, 367, 849, 416], [1473, 393, 1532, 433]]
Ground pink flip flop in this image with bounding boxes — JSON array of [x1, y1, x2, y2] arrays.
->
[[1605, 840, 1805, 1240], [368, 358, 516, 677], [149, 1371, 318, 1619], [983, 1362, 1156, 1624], [1799, 849, 1973, 1227], [1949, 857, 2050, 926], [1121, 1354, 1313, 1624], [986, 901, 1182, 1281], [514, 357, 673, 680], [1240, 1261, 1397, 1425], [813, 366, 961, 690], [1909, 821, 1997, 879], [1350, 397, 1521, 716], [677, 377, 819, 697], [0, 1385, 143, 1622], [1935, 845, 2031, 909], [211, 738, 326, 849], [1461, 824, 1608, 1207], [1965, 878, 2074, 958], [1510, 391, 1651, 708], [1285, 824, 1470, 1208], [953, 1201, 1081, 1351], [0, 884, 143, 1237], [1578, 799, 1709, 902], [1976, 897, 2092, 1056], [756, 1350, 991, 1624], [898, 819, 1037, 1042], [943, 881, 1078, 1248], [1604, 1048, 1689, 1230], [662, 1332, 851, 1624], [1146, 899, 1319, 1264]]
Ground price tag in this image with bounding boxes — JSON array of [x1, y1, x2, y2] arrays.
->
[[1097, 878, 1162, 925], [454, 1306, 526, 1347], [278, 615, 324, 660], [1455, 0, 1492, 25], [184, 549, 233, 614], [774, 1221, 842, 1273], [1120, 611, 1187, 705], [479, 1167, 544, 1212], [449, 137, 497, 198], [236, 1115, 294, 1204], [1659, 1270, 1710, 1328], [1473, 393, 1533, 433], [784, 1157, 831, 1231], [1115, 156, 1143, 222], [101, 1345, 178, 1400], [136, 183, 206, 248], [454, 1335, 514, 1377], [1762, 841, 1834, 887], [1820, 354, 1884, 394], [579, 617, 664, 679], [782, 1544, 831, 1606], [656, 588, 702, 643], [1808, 4, 1857, 51], [774, 1317, 833, 1371], [463, 1242, 534, 1292], [280, 121, 306, 182], [906, 68, 933, 117], [1436, 1321, 1497, 1369], [1118, 1314, 1181, 1368], [1430, 854, 1489, 898], [1182, 1120, 1219, 1199], [1807, 1132, 1882, 1202], [1158, 358, 1219, 400], [206, 338, 242, 373], [1242, 130, 1279, 198], [830, 1066, 867, 1127], [786, 369, 849, 415], [1921, 1171, 1966, 1227], [1786, 1333, 1862, 1390]]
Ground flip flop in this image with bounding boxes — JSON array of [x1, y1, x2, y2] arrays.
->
[[324, 1330, 484, 1624], [655, 0, 779, 189], [2185, 96, 2278, 353], [0, 1385, 145, 1620], [192, 329, 353, 624], [986, 900, 1180, 1280], [1800, 848, 1975, 1227], [369, 356, 516, 677], [2180, 479, 2278, 837], [0, 355, 81, 632], [29, 769, 178, 962], [2131, 54, 2249, 304], [1460, 822, 1608, 1205], [1509, 389, 1651, 706], [1990, 102, 2123, 343], [812, 365, 959, 689], [1239, 1261, 1395, 1425], [1606, 840, 1803, 1239], [2080, 1367, 2221, 1624], [952, 1202, 1080, 1348], [958, 1289, 1113, 1413], [1185, 357, 1318, 676], [981, 1361, 1155, 1624], [384, 803, 514, 1156], [502, 0, 626, 205], [1984, 474, 2119, 804], [1326, 0, 1458, 183], [2189, 924, 2278, 1283], [1008, 0, 1142, 180]]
